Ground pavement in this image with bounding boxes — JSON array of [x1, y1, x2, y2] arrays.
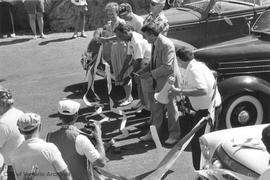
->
[[0, 32, 197, 180]]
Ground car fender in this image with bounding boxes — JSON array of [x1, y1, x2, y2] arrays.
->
[[219, 75, 270, 102], [195, 168, 255, 180]]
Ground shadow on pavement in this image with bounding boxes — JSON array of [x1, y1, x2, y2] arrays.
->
[[106, 140, 156, 161], [131, 169, 174, 180], [38, 37, 74, 46], [0, 38, 32, 46], [64, 79, 111, 100]]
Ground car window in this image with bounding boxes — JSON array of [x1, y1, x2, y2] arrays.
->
[[253, 10, 270, 31], [210, 0, 256, 14], [257, 0, 270, 5], [181, 0, 211, 13]]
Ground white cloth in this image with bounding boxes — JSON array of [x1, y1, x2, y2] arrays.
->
[[75, 134, 100, 163], [0, 107, 24, 165], [71, 0, 87, 6], [11, 138, 68, 180], [111, 17, 126, 32], [127, 31, 151, 65], [182, 59, 221, 111], [126, 13, 144, 33]]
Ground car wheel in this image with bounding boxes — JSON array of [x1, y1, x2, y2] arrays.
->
[[221, 95, 264, 129]]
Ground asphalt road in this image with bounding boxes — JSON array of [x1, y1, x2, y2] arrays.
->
[[0, 32, 197, 180]]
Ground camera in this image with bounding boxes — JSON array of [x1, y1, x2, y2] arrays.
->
[[80, 121, 97, 146]]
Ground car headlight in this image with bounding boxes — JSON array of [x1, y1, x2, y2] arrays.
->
[[213, 160, 223, 169], [200, 137, 211, 161]]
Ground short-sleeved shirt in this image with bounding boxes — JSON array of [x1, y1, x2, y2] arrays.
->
[[126, 13, 144, 33], [181, 59, 221, 111], [75, 132, 100, 163], [143, 12, 169, 35], [0, 107, 24, 165], [11, 138, 68, 180], [127, 31, 151, 62]]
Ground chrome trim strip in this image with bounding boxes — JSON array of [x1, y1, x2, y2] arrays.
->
[[219, 59, 270, 65], [218, 70, 270, 75], [219, 65, 270, 70]]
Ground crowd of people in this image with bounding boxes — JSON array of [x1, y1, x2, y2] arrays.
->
[[0, 0, 89, 39], [0, 0, 46, 39], [0, 0, 223, 179], [0, 87, 106, 180], [89, 0, 221, 171]]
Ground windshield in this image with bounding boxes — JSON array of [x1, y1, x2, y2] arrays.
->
[[180, 0, 211, 13], [252, 10, 270, 33]]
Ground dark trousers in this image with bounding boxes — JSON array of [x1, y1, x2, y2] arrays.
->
[[191, 106, 222, 170], [191, 109, 208, 170], [7, 166, 15, 180], [0, 2, 15, 36]]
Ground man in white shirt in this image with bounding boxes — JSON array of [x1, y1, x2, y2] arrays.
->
[[169, 46, 222, 170], [11, 113, 72, 180], [119, 3, 144, 34], [114, 23, 152, 110], [47, 99, 105, 180], [0, 86, 24, 180]]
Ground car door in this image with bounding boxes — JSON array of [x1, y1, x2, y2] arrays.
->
[[205, 0, 257, 46], [168, 21, 206, 48]]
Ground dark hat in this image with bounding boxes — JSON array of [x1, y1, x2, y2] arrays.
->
[[119, 3, 132, 16], [0, 86, 14, 106]]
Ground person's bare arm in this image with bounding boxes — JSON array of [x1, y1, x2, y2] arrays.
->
[[56, 168, 73, 180], [169, 86, 207, 97], [51, 145, 73, 180], [92, 122, 106, 167]]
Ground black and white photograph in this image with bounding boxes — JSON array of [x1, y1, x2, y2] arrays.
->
[[1, 0, 270, 179]]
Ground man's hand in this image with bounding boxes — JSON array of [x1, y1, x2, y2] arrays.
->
[[133, 72, 140, 84], [140, 72, 152, 79], [168, 86, 182, 99], [97, 37, 107, 44], [117, 72, 124, 82], [93, 122, 102, 140]]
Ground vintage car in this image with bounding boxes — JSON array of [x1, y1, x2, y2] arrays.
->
[[194, 8, 270, 129], [196, 123, 270, 180], [164, 0, 270, 48]]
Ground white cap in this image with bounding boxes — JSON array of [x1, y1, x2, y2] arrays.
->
[[17, 113, 41, 132], [58, 99, 80, 115], [0, 153, 4, 168], [151, 0, 166, 4]]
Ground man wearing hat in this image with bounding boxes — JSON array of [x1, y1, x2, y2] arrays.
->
[[119, 3, 144, 34], [0, 86, 24, 180], [143, 0, 169, 35], [11, 113, 72, 180], [47, 99, 105, 180]]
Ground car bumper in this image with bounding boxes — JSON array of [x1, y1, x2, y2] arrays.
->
[[195, 169, 254, 180]]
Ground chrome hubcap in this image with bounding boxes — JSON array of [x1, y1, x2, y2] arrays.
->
[[238, 111, 250, 124]]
